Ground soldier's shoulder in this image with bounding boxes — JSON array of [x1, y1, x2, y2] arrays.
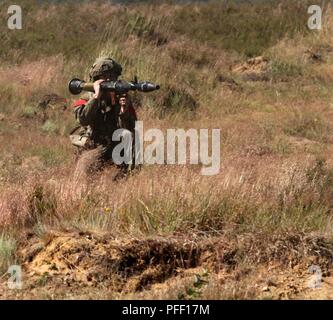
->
[[71, 100, 87, 115], [71, 93, 91, 108]]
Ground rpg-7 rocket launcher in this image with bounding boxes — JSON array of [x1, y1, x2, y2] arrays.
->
[[68, 77, 160, 95]]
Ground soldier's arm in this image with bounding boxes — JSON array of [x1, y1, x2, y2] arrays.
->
[[73, 79, 105, 126], [119, 108, 136, 132], [119, 96, 137, 132], [74, 97, 100, 126]]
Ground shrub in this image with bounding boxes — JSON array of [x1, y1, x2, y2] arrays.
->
[[41, 120, 59, 134], [21, 106, 37, 119]]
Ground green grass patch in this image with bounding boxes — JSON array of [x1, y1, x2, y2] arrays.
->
[[171, 1, 310, 57], [271, 60, 303, 79], [284, 109, 330, 142], [29, 145, 70, 166], [41, 120, 59, 134]]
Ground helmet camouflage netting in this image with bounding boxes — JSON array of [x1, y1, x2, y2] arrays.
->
[[89, 57, 123, 80]]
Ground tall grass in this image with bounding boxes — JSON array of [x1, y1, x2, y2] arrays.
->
[[1, 157, 333, 241], [1, 1, 333, 246]]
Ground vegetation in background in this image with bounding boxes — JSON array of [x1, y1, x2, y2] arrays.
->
[[1, 0, 333, 299]]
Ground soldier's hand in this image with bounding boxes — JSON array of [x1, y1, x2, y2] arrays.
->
[[93, 79, 105, 99], [119, 97, 127, 115]]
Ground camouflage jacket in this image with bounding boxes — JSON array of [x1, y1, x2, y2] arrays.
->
[[73, 95, 137, 146]]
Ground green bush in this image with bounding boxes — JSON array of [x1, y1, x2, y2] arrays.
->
[[271, 60, 303, 79], [158, 86, 198, 118], [29, 146, 70, 166], [41, 120, 59, 134], [21, 106, 37, 119]]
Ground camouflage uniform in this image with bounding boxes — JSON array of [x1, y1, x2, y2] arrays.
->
[[72, 57, 137, 178]]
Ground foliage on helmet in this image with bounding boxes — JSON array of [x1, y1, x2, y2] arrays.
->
[[89, 57, 122, 81]]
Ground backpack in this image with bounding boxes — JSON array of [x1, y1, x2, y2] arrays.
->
[[69, 125, 93, 149], [69, 98, 93, 149]]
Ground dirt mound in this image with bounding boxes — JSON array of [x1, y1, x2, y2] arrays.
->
[[232, 56, 270, 81], [1, 231, 331, 299], [19, 232, 226, 293]]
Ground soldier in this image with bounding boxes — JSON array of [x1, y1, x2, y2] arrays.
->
[[71, 57, 138, 181]]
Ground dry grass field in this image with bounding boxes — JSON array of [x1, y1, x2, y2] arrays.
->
[[1, 0, 333, 299]]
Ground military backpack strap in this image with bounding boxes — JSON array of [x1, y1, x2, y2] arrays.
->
[[69, 125, 93, 149], [69, 125, 82, 135]]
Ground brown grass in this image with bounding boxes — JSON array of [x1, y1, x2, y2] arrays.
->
[[1, 0, 333, 299]]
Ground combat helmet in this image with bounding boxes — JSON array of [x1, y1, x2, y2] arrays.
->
[[89, 57, 123, 81]]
